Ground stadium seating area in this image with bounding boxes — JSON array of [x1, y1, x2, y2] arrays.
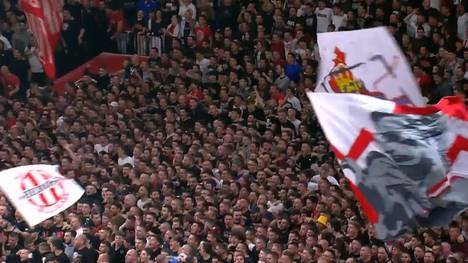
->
[[0, 0, 467, 262]]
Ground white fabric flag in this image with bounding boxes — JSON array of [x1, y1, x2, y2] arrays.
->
[[307, 92, 468, 239], [0, 165, 84, 226], [315, 27, 426, 106]]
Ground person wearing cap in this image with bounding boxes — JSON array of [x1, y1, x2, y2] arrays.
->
[[50, 238, 70, 263], [82, 218, 99, 249]]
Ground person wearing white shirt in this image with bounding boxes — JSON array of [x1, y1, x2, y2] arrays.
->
[[25, 46, 43, 73], [315, 0, 333, 33], [94, 144, 110, 154], [94, 135, 112, 154], [179, 0, 196, 20], [267, 199, 284, 214], [117, 146, 135, 167], [287, 108, 301, 134], [166, 15, 180, 38], [404, 11, 431, 38], [118, 156, 134, 167], [307, 164, 339, 191], [25, 44, 46, 86], [332, 4, 347, 31], [285, 87, 301, 111], [457, 4, 468, 40]]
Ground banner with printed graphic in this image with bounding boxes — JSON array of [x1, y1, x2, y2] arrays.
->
[[307, 92, 468, 239], [0, 165, 84, 226], [315, 27, 426, 106]]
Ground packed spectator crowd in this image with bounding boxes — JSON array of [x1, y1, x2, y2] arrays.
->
[[0, 0, 467, 262]]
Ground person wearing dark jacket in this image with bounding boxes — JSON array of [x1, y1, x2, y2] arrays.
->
[[73, 234, 98, 263], [50, 238, 70, 263]]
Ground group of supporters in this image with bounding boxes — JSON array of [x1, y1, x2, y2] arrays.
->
[[0, 0, 467, 262]]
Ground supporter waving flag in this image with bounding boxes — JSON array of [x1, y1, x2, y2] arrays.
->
[[315, 27, 426, 106], [20, 0, 63, 80], [0, 165, 84, 227], [307, 92, 468, 239]]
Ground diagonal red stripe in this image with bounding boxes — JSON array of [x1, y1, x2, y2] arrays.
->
[[393, 96, 468, 121], [427, 176, 463, 197], [347, 129, 374, 160], [50, 187, 60, 202], [331, 145, 345, 160], [447, 136, 468, 165], [330, 129, 378, 223], [426, 176, 448, 196], [331, 128, 374, 161], [348, 178, 378, 224]]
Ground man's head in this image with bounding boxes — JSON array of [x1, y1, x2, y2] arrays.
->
[[0, 65, 9, 74], [155, 255, 169, 263], [64, 230, 76, 244], [424, 251, 435, 263], [359, 246, 372, 262], [7, 232, 19, 248], [17, 249, 31, 262], [125, 249, 138, 263], [50, 238, 65, 254], [73, 234, 88, 250], [377, 246, 388, 262]]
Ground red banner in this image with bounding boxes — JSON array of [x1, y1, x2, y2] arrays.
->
[[21, 0, 63, 80]]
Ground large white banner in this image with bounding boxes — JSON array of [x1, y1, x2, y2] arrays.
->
[[315, 27, 425, 106], [307, 92, 468, 239], [0, 165, 84, 226]]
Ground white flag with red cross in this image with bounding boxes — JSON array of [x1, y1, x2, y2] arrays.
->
[[0, 165, 84, 226], [307, 92, 468, 239]]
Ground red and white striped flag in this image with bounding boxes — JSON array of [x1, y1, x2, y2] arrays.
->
[[21, 0, 63, 80]]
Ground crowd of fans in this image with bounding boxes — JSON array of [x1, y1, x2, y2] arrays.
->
[[0, 0, 467, 262]]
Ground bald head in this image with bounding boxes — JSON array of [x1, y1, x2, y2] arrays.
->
[[73, 234, 88, 250], [125, 249, 138, 263]]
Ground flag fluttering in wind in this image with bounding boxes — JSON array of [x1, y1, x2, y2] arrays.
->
[[20, 0, 63, 80], [0, 165, 84, 226], [315, 27, 425, 106], [307, 92, 468, 239]]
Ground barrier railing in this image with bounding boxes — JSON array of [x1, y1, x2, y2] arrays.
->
[[134, 34, 163, 56]]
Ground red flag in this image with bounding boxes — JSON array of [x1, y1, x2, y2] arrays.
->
[[21, 0, 63, 80]]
